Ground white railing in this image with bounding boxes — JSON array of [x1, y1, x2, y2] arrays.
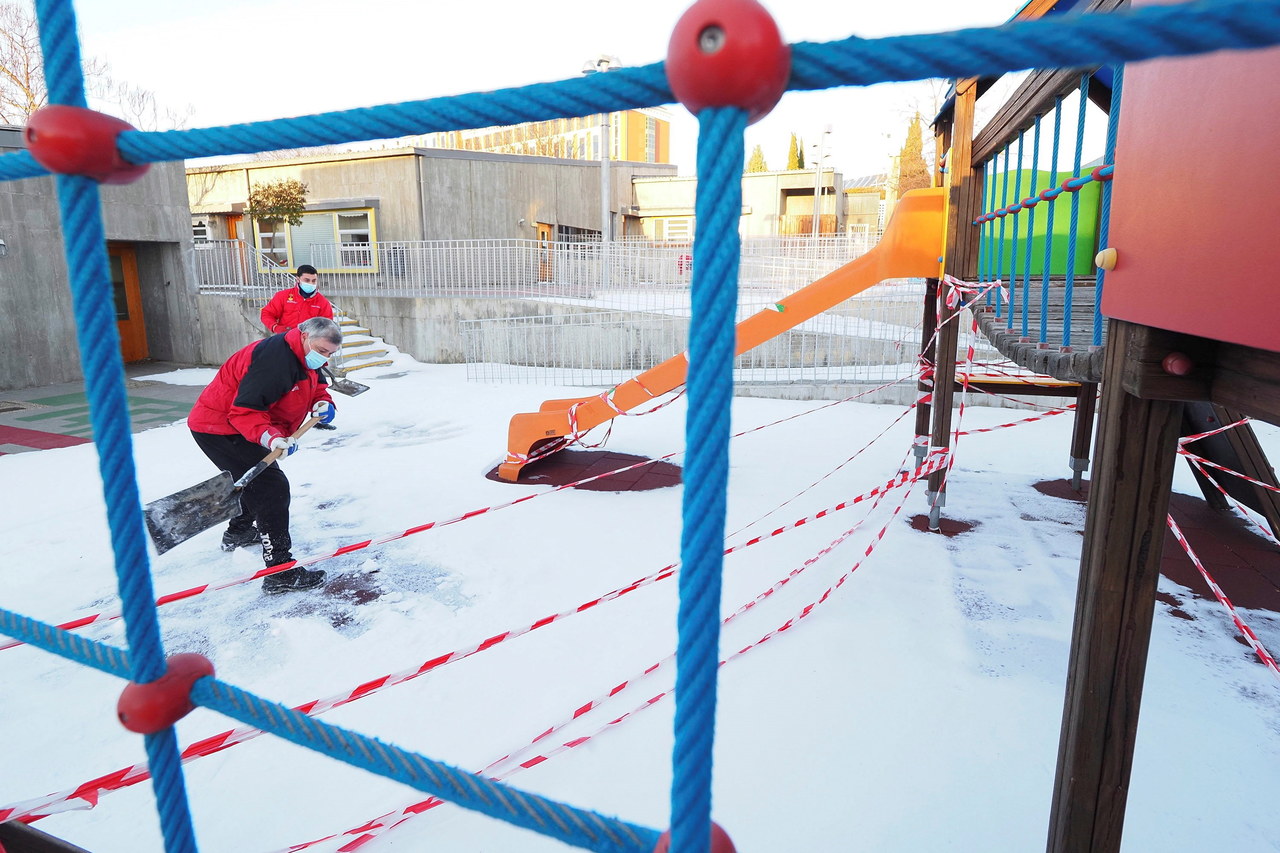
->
[[461, 280, 930, 386], [196, 235, 884, 316], [197, 235, 957, 387], [193, 240, 293, 301]]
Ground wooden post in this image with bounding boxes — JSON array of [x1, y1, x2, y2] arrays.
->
[[1069, 382, 1098, 489], [913, 279, 939, 467], [1046, 319, 1184, 853], [928, 78, 982, 529]]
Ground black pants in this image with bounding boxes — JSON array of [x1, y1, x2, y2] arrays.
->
[[191, 431, 292, 566]]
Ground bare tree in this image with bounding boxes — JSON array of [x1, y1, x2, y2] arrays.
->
[[0, 1, 187, 129], [103, 78, 193, 131]]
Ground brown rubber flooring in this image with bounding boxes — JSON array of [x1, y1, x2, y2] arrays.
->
[[487, 449, 683, 491], [1034, 478, 1280, 612]]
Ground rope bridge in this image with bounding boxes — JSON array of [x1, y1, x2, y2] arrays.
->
[[966, 62, 1125, 384], [4, 0, 1280, 850]]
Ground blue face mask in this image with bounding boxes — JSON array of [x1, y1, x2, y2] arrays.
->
[[305, 349, 328, 370], [299, 281, 317, 295]]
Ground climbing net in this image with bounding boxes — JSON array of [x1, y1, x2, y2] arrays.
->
[[2, 0, 1279, 851]]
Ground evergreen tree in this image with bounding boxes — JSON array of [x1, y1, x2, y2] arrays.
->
[[746, 144, 769, 173], [897, 113, 931, 198], [796, 136, 805, 169], [787, 133, 801, 170]]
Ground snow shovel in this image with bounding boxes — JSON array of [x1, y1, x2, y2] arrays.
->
[[143, 416, 321, 555], [323, 365, 369, 397]]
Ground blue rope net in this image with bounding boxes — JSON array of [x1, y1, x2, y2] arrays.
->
[[5, 1, 1280, 851]]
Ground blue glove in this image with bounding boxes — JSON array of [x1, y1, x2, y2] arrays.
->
[[269, 436, 299, 457], [311, 401, 336, 425]]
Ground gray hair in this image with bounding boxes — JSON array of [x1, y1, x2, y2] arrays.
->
[[298, 316, 342, 345]]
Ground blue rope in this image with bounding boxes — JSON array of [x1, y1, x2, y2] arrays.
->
[[981, 157, 997, 300], [995, 144, 1011, 318], [33, 0, 85, 107], [1094, 65, 1125, 345], [0, 606, 130, 678], [118, 67, 672, 164], [34, 0, 198, 848], [786, 0, 1280, 88], [1039, 97, 1064, 345], [0, 150, 52, 181], [0, 0, 1277, 179], [1062, 75, 1090, 348], [671, 106, 745, 853], [1021, 116, 1042, 339], [190, 677, 659, 853], [1007, 131, 1025, 330]]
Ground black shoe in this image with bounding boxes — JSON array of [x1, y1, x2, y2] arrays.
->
[[220, 527, 260, 552], [263, 567, 327, 595], [314, 423, 337, 431]]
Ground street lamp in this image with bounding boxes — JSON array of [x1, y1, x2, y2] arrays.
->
[[582, 54, 621, 289], [810, 124, 833, 238]]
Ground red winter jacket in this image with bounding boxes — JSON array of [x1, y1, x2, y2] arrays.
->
[[189, 328, 334, 445], [260, 286, 334, 334]]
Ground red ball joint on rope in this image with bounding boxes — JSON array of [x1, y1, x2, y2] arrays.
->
[[652, 821, 738, 852], [666, 0, 790, 123], [24, 105, 149, 185], [117, 653, 214, 734]]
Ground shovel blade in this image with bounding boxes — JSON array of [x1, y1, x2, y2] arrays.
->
[[143, 472, 242, 555], [328, 376, 369, 397]]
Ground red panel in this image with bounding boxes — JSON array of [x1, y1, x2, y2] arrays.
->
[[1102, 0, 1280, 352], [0, 424, 90, 450]]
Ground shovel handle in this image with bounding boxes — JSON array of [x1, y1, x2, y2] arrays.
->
[[232, 416, 322, 491]]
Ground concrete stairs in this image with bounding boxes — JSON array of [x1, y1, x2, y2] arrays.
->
[[334, 314, 394, 373]]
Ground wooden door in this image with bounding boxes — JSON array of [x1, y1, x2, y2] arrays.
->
[[225, 214, 241, 239], [109, 243, 148, 362], [536, 222, 553, 281]]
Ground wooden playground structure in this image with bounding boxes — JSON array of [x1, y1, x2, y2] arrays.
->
[[924, 1, 1280, 851]]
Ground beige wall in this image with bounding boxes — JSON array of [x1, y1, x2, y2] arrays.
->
[[632, 169, 847, 238], [189, 148, 675, 246], [0, 127, 199, 390]]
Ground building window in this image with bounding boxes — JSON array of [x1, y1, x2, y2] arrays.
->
[[650, 217, 692, 243], [337, 211, 373, 268], [645, 117, 656, 163], [254, 221, 291, 268], [253, 207, 378, 272], [192, 218, 209, 244]]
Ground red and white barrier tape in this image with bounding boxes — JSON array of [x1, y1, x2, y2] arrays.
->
[[0, 452, 947, 823], [1177, 416, 1253, 447], [728, 401, 923, 540], [280, 450, 929, 852], [1178, 449, 1280, 499], [1165, 514, 1280, 682], [953, 405, 1075, 437]]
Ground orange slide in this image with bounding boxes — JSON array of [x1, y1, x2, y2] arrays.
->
[[496, 187, 948, 482]]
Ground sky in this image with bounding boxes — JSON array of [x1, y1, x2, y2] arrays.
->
[[1, 332, 1278, 851], [67, 0, 1028, 178]]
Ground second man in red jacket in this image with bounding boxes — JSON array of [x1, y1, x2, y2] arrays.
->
[[260, 264, 334, 334]]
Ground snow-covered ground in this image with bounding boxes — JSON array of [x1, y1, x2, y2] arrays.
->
[[1, 349, 1278, 852]]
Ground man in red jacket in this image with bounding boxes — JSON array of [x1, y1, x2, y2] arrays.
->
[[260, 264, 334, 334], [189, 317, 341, 594]]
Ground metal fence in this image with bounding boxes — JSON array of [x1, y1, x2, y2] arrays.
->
[[195, 235, 881, 313], [461, 282, 935, 386], [195, 235, 1010, 388]]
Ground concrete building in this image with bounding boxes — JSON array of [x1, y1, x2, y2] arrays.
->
[[630, 168, 847, 240], [844, 172, 890, 233], [0, 126, 200, 391], [411, 107, 672, 165], [188, 146, 677, 272]]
